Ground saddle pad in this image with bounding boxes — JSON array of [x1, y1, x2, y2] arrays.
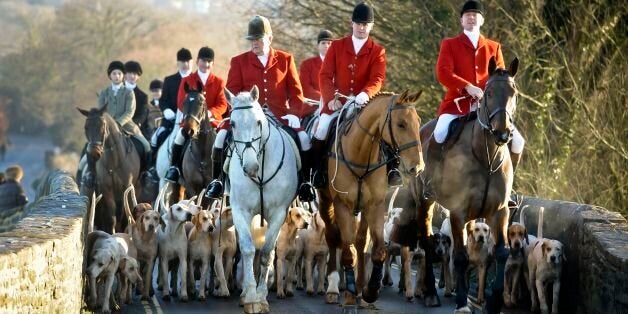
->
[[444, 111, 478, 147]]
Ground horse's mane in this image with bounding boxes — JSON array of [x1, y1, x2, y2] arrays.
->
[[363, 91, 395, 106], [86, 107, 121, 133]]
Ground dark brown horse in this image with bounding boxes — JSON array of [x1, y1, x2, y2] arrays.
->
[[317, 91, 424, 306], [166, 82, 216, 207], [417, 57, 519, 311], [78, 105, 142, 233]]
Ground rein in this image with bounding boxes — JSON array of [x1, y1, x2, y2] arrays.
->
[[331, 93, 420, 215]]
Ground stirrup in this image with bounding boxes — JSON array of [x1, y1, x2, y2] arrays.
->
[[205, 179, 224, 199], [298, 182, 315, 202], [387, 169, 403, 188], [164, 167, 180, 183]]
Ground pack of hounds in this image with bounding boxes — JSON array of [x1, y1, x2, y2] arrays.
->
[[84, 184, 565, 314]]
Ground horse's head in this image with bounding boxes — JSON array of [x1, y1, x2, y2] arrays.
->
[[383, 91, 425, 177], [78, 105, 109, 161], [180, 81, 206, 138], [481, 57, 519, 146], [225, 85, 267, 178]]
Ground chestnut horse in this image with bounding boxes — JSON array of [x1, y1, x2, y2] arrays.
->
[[417, 57, 519, 312], [78, 105, 142, 233], [317, 91, 424, 306]]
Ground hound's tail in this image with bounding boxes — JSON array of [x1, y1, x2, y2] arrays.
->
[[537, 206, 545, 239], [388, 186, 400, 215], [519, 205, 530, 227], [88, 192, 103, 233]]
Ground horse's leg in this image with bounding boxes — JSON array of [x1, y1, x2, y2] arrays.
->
[[256, 208, 285, 312], [354, 215, 368, 299], [318, 192, 341, 304], [450, 212, 470, 311], [334, 201, 357, 306], [102, 192, 116, 234], [417, 199, 440, 307], [231, 209, 257, 309], [485, 207, 510, 313], [362, 200, 387, 304]]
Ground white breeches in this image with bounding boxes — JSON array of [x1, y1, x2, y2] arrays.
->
[[150, 126, 168, 146], [313, 112, 340, 141], [214, 129, 228, 149], [433, 113, 525, 154]]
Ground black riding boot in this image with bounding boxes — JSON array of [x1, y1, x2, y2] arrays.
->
[[165, 143, 184, 182], [310, 138, 327, 188], [385, 151, 403, 187], [297, 150, 315, 202], [422, 136, 444, 200], [205, 147, 224, 199]]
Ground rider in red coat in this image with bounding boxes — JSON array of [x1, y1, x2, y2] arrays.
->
[[424, 0, 525, 202], [205, 15, 315, 202], [164, 47, 229, 182], [312, 3, 400, 187], [298, 29, 334, 117]]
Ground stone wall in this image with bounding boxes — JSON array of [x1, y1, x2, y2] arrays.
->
[[519, 198, 628, 314], [0, 170, 87, 313]]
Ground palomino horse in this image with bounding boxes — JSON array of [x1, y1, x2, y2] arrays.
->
[[317, 91, 424, 306], [226, 86, 299, 313], [78, 105, 142, 233], [418, 57, 519, 312], [155, 82, 216, 206]]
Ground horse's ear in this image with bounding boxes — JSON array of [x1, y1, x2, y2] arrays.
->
[[397, 90, 409, 104], [98, 103, 108, 115], [488, 57, 497, 76], [407, 90, 423, 103], [508, 57, 519, 77], [224, 88, 235, 103], [184, 82, 190, 94], [77, 107, 90, 117], [196, 80, 204, 93], [250, 85, 259, 102]]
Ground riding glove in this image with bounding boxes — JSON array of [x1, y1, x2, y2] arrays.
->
[[355, 92, 369, 105], [281, 114, 301, 128], [163, 108, 176, 120]]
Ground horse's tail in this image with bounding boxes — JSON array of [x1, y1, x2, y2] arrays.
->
[[537, 206, 545, 239], [123, 185, 136, 226]]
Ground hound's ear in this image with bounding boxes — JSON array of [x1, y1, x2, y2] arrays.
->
[[509, 57, 519, 77], [225, 88, 235, 103], [191, 214, 198, 226], [77, 107, 90, 117], [284, 208, 293, 225], [488, 56, 497, 76], [541, 241, 547, 258], [313, 213, 319, 230], [250, 85, 259, 102]]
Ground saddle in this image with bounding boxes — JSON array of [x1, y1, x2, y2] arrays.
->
[[443, 111, 478, 149], [129, 136, 150, 171]]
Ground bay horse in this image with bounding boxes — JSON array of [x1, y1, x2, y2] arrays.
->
[[78, 105, 142, 234], [226, 86, 299, 313], [417, 57, 519, 312], [155, 81, 216, 206], [317, 91, 424, 306]]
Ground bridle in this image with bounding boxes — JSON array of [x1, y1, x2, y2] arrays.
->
[[477, 75, 517, 146], [85, 115, 109, 152], [182, 92, 207, 126]]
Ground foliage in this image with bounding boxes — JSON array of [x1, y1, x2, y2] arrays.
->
[[258, 0, 627, 215]]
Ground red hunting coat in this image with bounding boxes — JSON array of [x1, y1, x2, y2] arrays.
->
[[299, 55, 322, 116], [436, 33, 505, 116], [177, 71, 229, 128], [227, 48, 305, 125], [319, 35, 386, 115]]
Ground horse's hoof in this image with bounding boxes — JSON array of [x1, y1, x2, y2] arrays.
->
[[244, 302, 269, 314], [277, 293, 286, 299], [344, 291, 357, 305], [454, 306, 472, 314], [239, 297, 244, 307], [405, 295, 414, 302], [162, 294, 171, 302], [438, 280, 445, 289], [296, 286, 304, 291], [424, 294, 441, 307], [325, 292, 339, 304], [317, 290, 325, 296], [362, 286, 380, 304]]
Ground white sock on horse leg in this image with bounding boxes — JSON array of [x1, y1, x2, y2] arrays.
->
[[298, 131, 311, 150], [510, 127, 525, 154], [214, 129, 228, 149], [433, 114, 461, 143]]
